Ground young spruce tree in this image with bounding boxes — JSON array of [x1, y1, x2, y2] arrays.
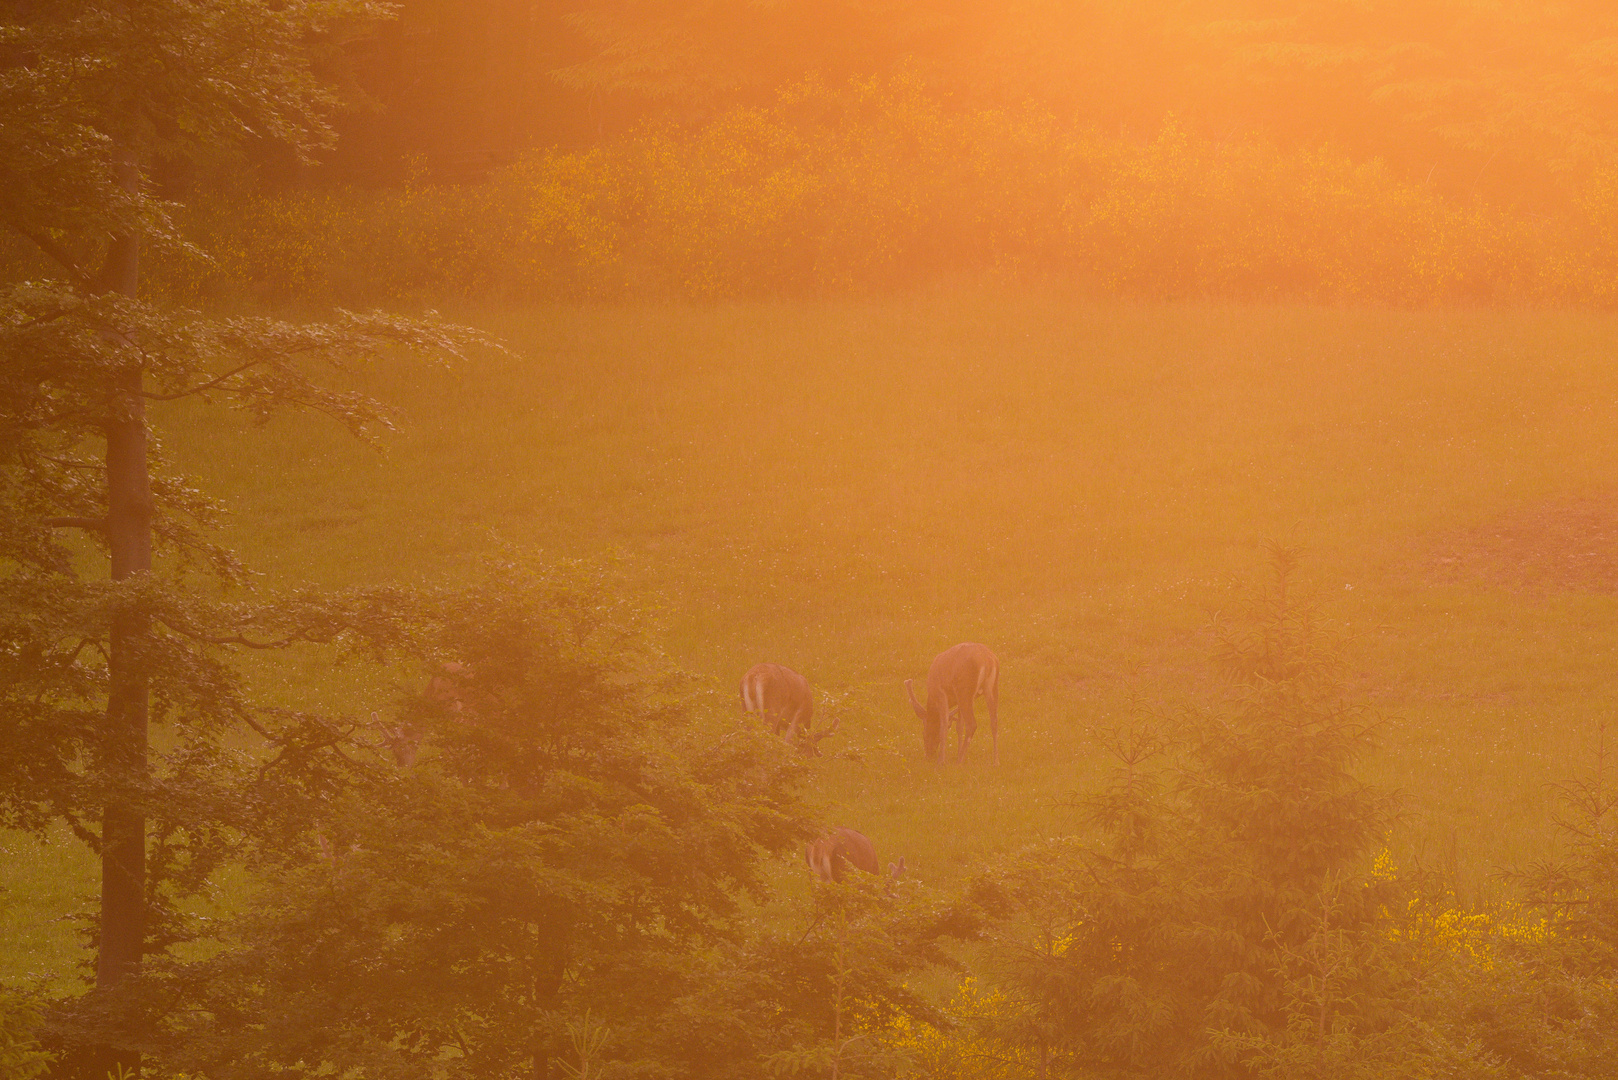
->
[[975, 547, 1408, 1078], [152, 560, 821, 1080]]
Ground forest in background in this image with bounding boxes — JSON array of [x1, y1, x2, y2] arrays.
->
[[154, 85, 1618, 305], [324, 0, 1618, 207], [123, 0, 1618, 305]]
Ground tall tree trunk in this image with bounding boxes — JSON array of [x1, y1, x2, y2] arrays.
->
[[99, 352, 150, 982], [90, 145, 152, 1075]]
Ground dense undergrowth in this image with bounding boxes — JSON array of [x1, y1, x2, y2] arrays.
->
[[152, 78, 1618, 308]]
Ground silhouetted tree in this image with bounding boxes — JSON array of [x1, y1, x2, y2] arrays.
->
[[0, 2, 478, 1074], [154, 562, 835, 1079], [975, 549, 1417, 1077]]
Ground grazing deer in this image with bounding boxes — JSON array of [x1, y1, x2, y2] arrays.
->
[[740, 662, 815, 746], [806, 827, 905, 888], [905, 643, 1000, 765]]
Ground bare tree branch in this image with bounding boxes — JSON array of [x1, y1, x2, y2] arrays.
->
[[141, 359, 269, 401], [46, 516, 109, 531], [7, 221, 95, 291]]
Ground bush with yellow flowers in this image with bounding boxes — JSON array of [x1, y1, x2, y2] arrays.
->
[[884, 975, 1063, 1080]]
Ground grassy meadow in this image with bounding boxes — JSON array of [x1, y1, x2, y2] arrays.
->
[[10, 288, 1618, 986]]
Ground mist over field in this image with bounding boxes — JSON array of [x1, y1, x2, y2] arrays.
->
[[5, 3, 1618, 1079]]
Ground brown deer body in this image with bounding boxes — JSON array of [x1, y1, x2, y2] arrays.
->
[[806, 827, 903, 889], [805, 827, 879, 881], [905, 643, 999, 764], [740, 662, 814, 745]]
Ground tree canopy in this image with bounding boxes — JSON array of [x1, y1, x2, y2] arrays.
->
[[329, 0, 1618, 209]]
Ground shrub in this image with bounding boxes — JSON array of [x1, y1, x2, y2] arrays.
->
[[153, 77, 1618, 307]]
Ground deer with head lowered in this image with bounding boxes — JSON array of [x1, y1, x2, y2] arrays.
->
[[806, 826, 905, 888], [740, 662, 839, 754], [905, 642, 999, 765]]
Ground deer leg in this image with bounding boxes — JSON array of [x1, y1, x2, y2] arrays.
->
[[957, 696, 977, 762], [935, 697, 950, 765], [986, 682, 999, 765]]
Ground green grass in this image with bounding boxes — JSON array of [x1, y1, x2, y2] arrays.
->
[[11, 288, 1618, 982], [0, 828, 97, 993]]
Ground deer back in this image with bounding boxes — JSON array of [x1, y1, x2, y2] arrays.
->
[[929, 642, 997, 702], [806, 826, 882, 882], [740, 663, 810, 716]]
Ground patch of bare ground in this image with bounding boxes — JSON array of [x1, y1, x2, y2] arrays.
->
[[1425, 491, 1618, 595]]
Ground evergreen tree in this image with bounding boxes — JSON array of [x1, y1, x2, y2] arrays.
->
[[148, 562, 824, 1080], [1448, 740, 1618, 1077], [0, 3, 477, 1073], [975, 548, 1409, 1077]]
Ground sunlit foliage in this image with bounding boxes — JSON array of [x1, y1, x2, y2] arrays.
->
[[358, 2, 1618, 209], [160, 77, 1617, 307], [0, 990, 51, 1080], [886, 976, 1057, 1080]]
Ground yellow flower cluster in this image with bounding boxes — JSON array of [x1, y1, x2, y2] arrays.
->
[[1376, 849, 1554, 972], [884, 977, 1049, 1080]]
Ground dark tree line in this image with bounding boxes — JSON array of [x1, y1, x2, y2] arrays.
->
[[322, 0, 1618, 209]]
